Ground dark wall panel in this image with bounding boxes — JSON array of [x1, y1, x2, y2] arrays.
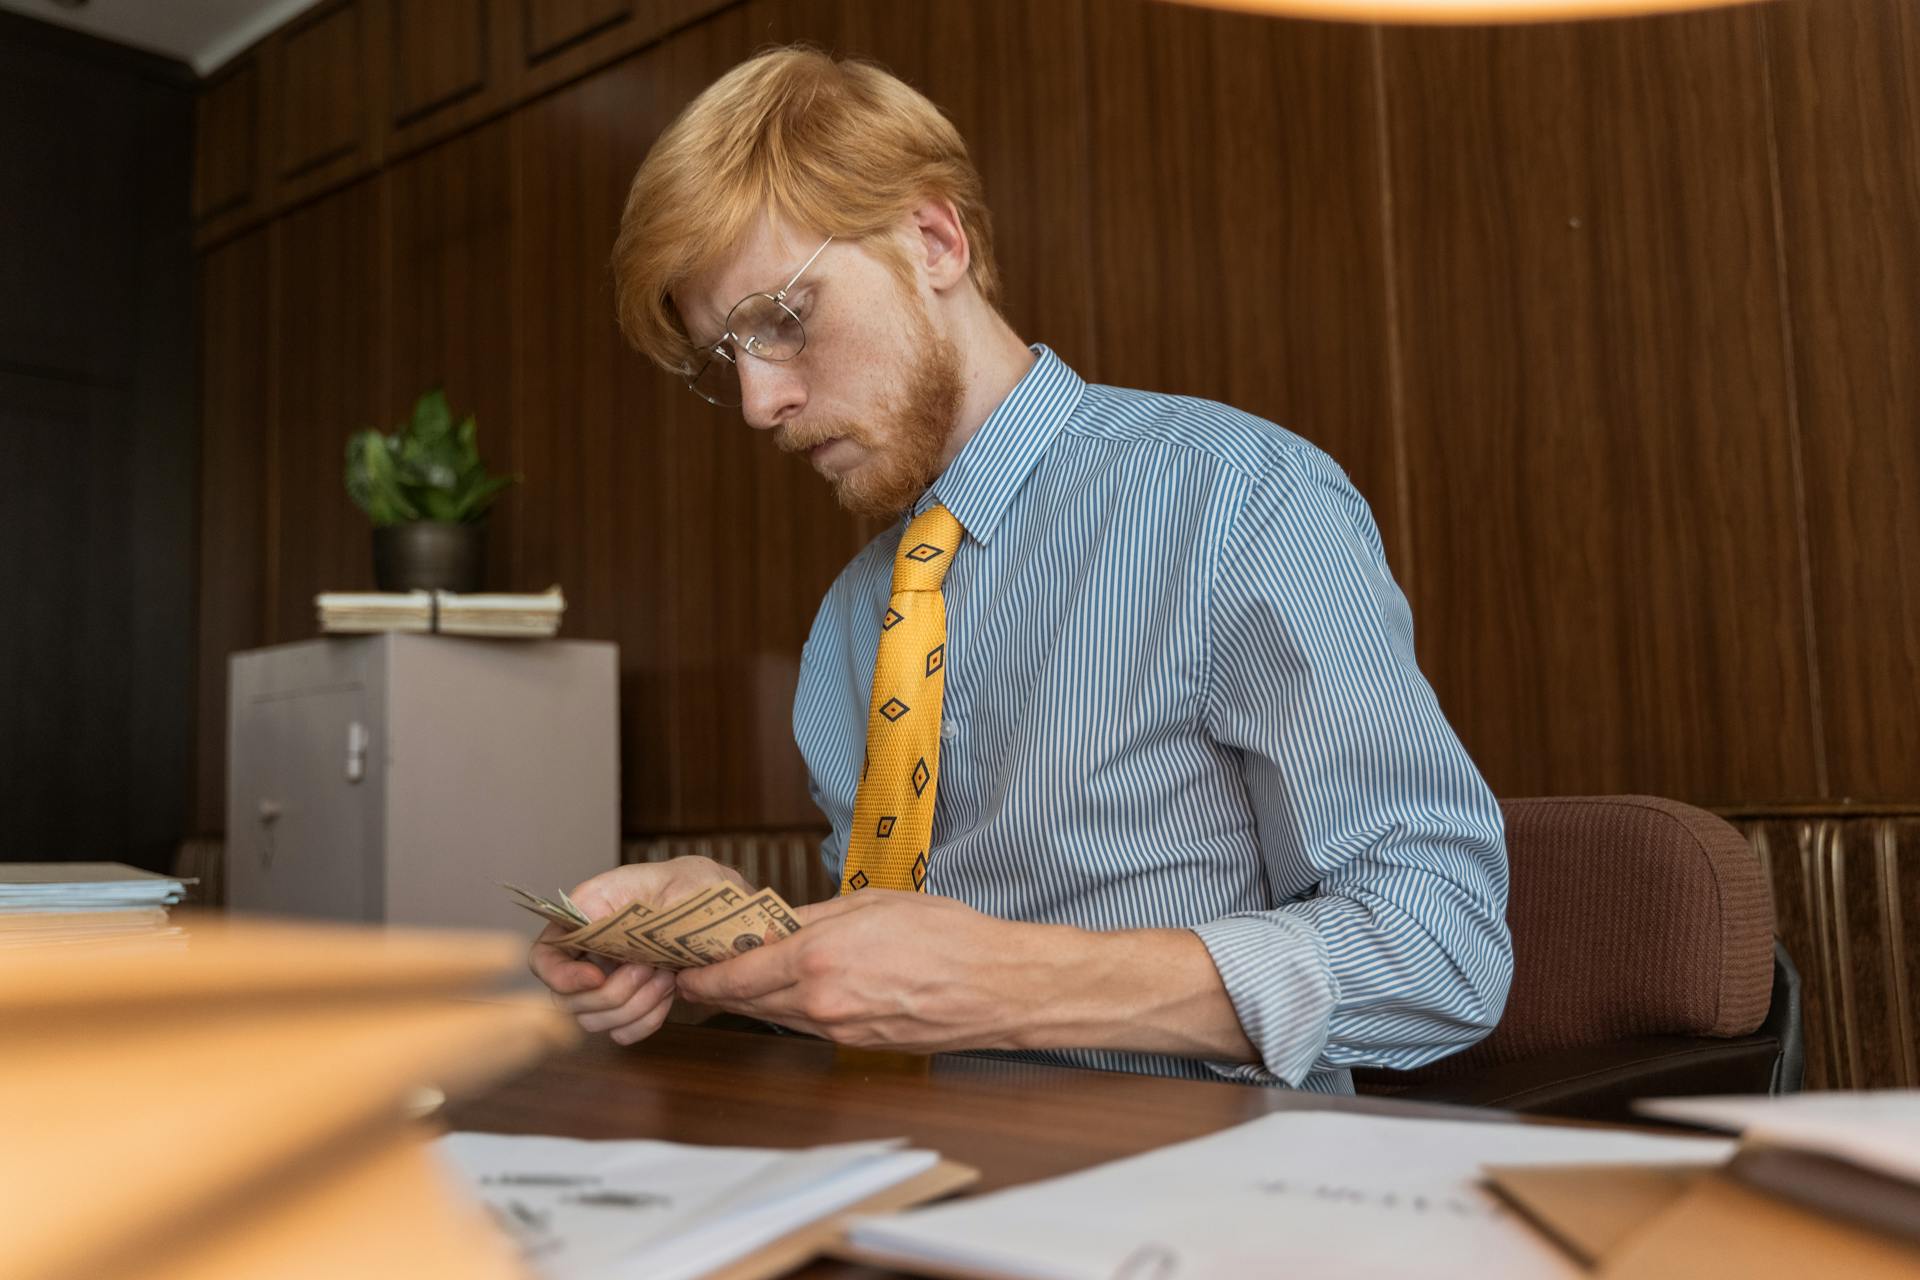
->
[[0, 16, 195, 866], [1766, 0, 1920, 802], [386, 117, 518, 589], [1087, 2, 1402, 573], [194, 232, 272, 835], [1382, 9, 1819, 804], [267, 179, 388, 644]]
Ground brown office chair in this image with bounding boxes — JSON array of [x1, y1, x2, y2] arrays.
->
[[1353, 795, 1801, 1121]]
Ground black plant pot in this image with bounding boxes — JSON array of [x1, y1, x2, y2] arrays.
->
[[372, 521, 486, 593]]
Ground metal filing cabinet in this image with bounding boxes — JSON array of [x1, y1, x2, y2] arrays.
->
[[227, 634, 619, 933]]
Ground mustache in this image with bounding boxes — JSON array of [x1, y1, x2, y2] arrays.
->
[[775, 423, 854, 454]]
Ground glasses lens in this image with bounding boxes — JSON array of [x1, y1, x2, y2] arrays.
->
[[690, 353, 740, 406], [727, 295, 805, 361]]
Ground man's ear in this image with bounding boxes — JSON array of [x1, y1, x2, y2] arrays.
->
[[910, 198, 971, 294]]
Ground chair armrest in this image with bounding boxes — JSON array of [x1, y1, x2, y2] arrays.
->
[[1353, 1033, 1782, 1122]]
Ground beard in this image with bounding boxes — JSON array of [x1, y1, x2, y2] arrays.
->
[[776, 306, 964, 520]]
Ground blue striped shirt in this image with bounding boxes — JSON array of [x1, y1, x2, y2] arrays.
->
[[793, 346, 1512, 1093]]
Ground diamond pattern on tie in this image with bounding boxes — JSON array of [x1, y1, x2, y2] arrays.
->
[[842, 502, 964, 895]]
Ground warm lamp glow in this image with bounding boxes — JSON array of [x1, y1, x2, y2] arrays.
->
[[1161, 0, 1771, 23]]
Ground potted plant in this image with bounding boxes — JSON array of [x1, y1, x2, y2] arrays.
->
[[346, 389, 515, 593]]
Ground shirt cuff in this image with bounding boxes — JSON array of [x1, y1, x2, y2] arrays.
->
[[1189, 911, 1338, 1087]]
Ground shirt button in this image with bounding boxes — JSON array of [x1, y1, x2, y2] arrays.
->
[[941, 717, 959, 742]]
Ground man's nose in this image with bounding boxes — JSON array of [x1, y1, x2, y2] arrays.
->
[[736, 357, 804, 431]]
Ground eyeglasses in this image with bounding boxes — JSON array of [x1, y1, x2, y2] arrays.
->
[[684, 236, 833, 407]]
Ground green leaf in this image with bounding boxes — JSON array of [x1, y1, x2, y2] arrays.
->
[[420, 488, 462, 522], [345, 430, 420, 526], [452, 473, 515, 521], [411, 389, 453, 442]]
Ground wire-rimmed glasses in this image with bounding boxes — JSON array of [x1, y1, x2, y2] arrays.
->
[[685, 236, 833, 407]]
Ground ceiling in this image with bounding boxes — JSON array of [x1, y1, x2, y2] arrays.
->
[[0, 0, 318, 74]]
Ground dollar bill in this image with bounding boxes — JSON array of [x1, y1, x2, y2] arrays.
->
[[631, 884, 750, 964], [674, 888, 805, 962], [564, 900, 692, 970], [501, 882, 589, 931]]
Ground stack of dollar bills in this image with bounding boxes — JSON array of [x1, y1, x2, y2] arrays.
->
[[503, 882, 803, 970]]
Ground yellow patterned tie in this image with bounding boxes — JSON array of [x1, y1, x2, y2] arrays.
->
[[841, 503, 965, 894]]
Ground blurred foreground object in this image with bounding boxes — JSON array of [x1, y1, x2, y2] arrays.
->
[[0, 914, 575, 1280], [1161, 0, 1771, 23]]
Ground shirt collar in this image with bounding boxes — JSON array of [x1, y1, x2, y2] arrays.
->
[[913, 344, 1085, 546]]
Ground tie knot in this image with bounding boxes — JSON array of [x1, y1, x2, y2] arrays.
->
[[891, 503, 964, 593]]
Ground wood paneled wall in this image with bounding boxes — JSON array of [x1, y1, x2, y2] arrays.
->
[[191, 0, 1920, 839]]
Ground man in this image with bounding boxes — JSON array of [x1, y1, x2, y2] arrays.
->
[[529, 46, 1512, 1093]]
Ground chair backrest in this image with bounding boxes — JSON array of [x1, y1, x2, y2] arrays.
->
[[1399, 795, 1776, 1080]]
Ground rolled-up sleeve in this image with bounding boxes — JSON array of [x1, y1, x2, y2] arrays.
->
[[1191, 450, 1513, 1087]]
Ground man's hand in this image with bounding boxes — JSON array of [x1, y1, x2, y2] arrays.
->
[[527, 856, 750, 1045], [674, 889, 1261, 1063], [673, 890, 1038, 1053]]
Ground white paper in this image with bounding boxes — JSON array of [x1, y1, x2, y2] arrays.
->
[[1637, 1090, 1920, 1183], [436, 1132, 936, 1280], [847, 1111, 1734, 1280]]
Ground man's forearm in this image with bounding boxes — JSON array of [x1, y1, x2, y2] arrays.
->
[[1002, 921, 1259, 1064]]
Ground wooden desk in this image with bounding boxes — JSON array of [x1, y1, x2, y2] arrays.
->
[[443, 1023, 1518, 1278]]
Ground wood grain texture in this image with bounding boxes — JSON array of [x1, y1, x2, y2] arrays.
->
[[377, 0, 520, 164], [1764, 0, 1920, 802], [442, 1024, 1506, 1202], [194, 232, 273, 835], [265, 0, 381, 207], [1383, 9, 1818, 803], [266, 179, 388, 644], [522, 0, 635, 63], [509, 0, 732, 101], [1739, 812, 1920, 1089], [386, 0, 490, 128], [1086, 0, 1402, 568]]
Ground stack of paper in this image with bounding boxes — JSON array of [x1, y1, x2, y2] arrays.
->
[[316, 589, 434, 633], [0, 862, 192, 950], [316, 586, 566, 637], [435, 586, 566, 637], [438, 1134, 961, 1280], [0, 915, 575, 1279]]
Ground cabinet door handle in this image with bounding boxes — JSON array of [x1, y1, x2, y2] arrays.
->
[[346, 720, 369, 783], [257, 799, 280, 867]]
